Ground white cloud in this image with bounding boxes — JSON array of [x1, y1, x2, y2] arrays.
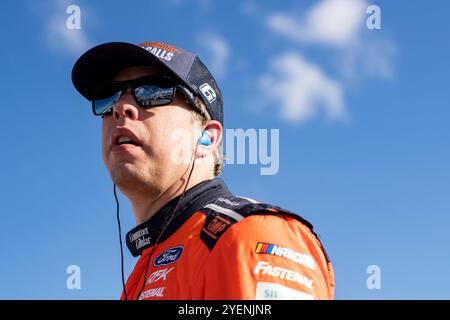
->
[[265, 0, 395, 81], [337, 37, 396, 81], [260, 52, 346, 123], [259, 0, 396, 124], [267, 0, 367, 47], [360, 38, 396, 79], [199, 33, 230, 78], [34, 0, 91, 55], [47, 14, 90, 55]]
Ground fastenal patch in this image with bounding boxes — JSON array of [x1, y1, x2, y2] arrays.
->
[[138, 287, 165, 299], [153, 246, 184, 267], [255, 242, 316, 270], [253, 261, 314, 290]]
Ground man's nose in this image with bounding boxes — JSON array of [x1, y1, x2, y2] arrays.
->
[[113, 88, 139, 121]]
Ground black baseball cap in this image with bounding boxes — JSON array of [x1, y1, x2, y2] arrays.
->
[[71, 41, 223, 125]]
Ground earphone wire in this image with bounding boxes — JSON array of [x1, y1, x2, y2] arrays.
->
[[114, 183, 127, 300], [135, 141, 200, 300]]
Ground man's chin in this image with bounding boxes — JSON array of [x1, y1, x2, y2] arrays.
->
[[109, 163, 143, 188]]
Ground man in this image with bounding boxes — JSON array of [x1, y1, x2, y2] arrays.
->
[[71, 41, 335, 300]]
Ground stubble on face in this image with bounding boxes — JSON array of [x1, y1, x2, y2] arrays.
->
[[101, 66, 198, 200]]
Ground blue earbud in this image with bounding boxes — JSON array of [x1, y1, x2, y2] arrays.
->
[[199, 130, 212, 146]]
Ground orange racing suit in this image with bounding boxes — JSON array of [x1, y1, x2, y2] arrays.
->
[[122, 178, 335, 300]]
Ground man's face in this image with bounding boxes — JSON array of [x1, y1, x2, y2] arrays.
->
[[101, 66, 199, 196]]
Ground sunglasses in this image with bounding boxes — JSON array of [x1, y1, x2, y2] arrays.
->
[[91, 75, 196, 116]]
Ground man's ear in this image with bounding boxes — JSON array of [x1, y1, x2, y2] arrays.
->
[[197, 120, 222, 158]]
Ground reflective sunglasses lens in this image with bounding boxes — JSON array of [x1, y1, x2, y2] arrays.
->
[[93, 90, 122, 115], [134, 85, 174, 107]]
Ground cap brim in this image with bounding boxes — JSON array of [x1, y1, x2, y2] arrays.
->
[[71, 42, 184, 100]]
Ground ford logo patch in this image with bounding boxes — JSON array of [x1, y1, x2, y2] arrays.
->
[[153, 246, 184, 267]]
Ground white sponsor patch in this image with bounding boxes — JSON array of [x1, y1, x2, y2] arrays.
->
[[256, 282, 314, 300], [253, 261, 314, 290], [216, 197, 241, 206], [136, 237, 151, 250], [199, 83, 217, 103], [143, 46, 174, 61], [138, 287, 165, 299], [129, 227, 149, 242], [146, 267, 174, 285]]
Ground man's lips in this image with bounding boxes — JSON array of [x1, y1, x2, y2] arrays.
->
[[110, 127, 143, 152], [111, 143, 140, 153]]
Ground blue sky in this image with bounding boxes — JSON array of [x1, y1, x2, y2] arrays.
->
[[0, 0, 449, 299]]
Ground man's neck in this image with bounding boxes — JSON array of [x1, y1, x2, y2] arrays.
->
[[128, 173, 214, 225]]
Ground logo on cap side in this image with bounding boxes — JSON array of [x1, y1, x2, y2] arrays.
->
[[138, 41, 179, 62], [199, 83, 217, 103]]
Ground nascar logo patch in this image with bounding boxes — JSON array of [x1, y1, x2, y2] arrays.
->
[[255, 242, 316, 270]]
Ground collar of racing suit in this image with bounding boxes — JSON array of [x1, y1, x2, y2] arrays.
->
[[125, 178, 233, 257]]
